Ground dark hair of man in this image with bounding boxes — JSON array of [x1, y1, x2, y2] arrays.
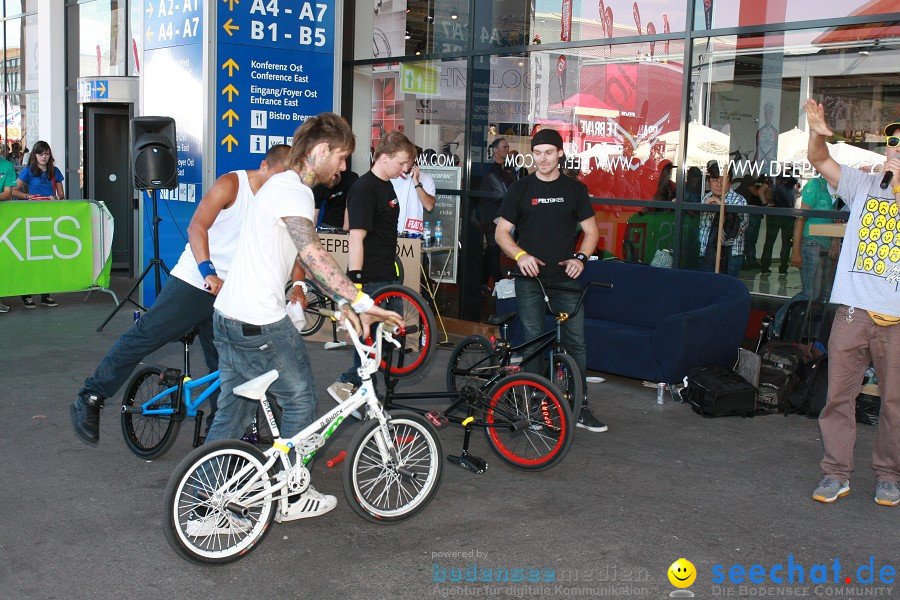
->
[[373, 130, 416, 161], [265, 143, 291, 164], [27, 140, 55, 177], [289, 113, 355, 172], [489, 138, 506, 150]]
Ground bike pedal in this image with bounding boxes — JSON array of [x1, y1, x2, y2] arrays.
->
[[425, 410, 449, 428], [500, 365, 522, 375], [447, 453, 487, 474]]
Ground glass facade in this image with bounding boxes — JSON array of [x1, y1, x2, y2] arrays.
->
[[346, 0, 899, 322], [0, 1, 36, 167]]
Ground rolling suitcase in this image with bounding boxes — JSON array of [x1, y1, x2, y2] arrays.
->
[[685, 364, 757, 418]]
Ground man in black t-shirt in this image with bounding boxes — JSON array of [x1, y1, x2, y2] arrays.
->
[[313, 169, 358, 229], [495, 128, 606, 433], [329, 131, 416, 404]]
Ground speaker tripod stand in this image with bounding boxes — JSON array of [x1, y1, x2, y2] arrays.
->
[[97, 189, 169, 332]]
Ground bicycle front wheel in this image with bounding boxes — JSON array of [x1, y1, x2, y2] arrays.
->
[[121, 366, 181, 459], [163, 440, 276, 565], [344, 411, 443, 523], [371, 285, 436, 379], [483, 373, 573, 471], [446, 335, 497, 393], [284, 281, 326, 336], [550, 352, 583, 425]]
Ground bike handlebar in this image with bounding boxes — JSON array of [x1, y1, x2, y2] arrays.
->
[[502, 270, 613, 320]]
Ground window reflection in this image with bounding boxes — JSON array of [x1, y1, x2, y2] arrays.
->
[[77, 0, 126, 77]]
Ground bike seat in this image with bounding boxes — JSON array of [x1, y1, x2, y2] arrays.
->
[[487, 312, 517, 326], [233, 370, 279, 400], [179, 327, 200, 345]]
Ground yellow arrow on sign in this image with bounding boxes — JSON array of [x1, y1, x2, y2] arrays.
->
[[146, 2, 153, 17], [221, 109, 239, 127], [96, 81, 107, 96], [223, 0, 240, 10], [146, 26, 154, 43], [221, 83, 238, 102], [222, 58, 239, 77], [221, 134, 238, 152], [223, 18, 239, 36]]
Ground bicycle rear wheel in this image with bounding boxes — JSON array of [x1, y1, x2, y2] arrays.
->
[[446, 335, 497, 393], [284, 281, 326, 336], [163, 440, 276, 565], [371, 285, 436, 379], [550, 352, 583, 425], [344, 411, 443, 523], [121, 366, 182, 459], [482, 373, 573, 471]]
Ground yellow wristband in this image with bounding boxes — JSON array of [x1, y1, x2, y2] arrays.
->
[[891, 184, 900, 195], [354, 289, 365, 303], [514, 250, 527, 261]]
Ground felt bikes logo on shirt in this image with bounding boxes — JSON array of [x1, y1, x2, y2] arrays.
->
[[854, 197, 900, 277], [389, 198, 399, 208], [530, 197, 565, 205]]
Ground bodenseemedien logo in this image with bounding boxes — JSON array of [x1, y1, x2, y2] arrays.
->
[[668, 558, 696, 598]]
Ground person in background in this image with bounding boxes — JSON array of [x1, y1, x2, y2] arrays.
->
[[0, 151, 17, 313], [478, 138, 514, 293], [12, 140, 65, 308], [740, 174, 768, 269], [698, 160, 748, 277], [392, 147, 436, 236], [328, 131, 416, 405], [10, 141, 26, 166], [685, 166, 703, 203], [772, 175, 838, 336], [495, 127, 606, 433], [760, 175, 796, 278], [312, 164, 358, 230], [804, 99, 900, 507], [70, 145, 292, 446]]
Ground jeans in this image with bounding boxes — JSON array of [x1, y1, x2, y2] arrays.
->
[[80, 277, 218, 417], [514, 277, 587, 394], [760, 216, 793, 273], [773, 238, 831, 334], [337, 279, 400, 388], [702, 249, 744, 278], [206, 311, 317, 443], [819, 306, 900, 482]]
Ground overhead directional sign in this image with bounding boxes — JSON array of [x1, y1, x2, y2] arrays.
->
[[216, 0, 336, 176], [77, 79, 109, 102]]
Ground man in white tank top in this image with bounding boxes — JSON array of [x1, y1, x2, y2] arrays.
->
[[71, 144, 292, 446]]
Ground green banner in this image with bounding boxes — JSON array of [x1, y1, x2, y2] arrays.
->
[[0, 201, 95, 296]]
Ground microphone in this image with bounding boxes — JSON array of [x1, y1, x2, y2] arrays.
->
[[880, 170, 893, 190]]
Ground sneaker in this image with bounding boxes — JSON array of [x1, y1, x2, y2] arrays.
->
[[185, 510, 252, 537], [275, 485, 337, 522], [70, 393, 104, 445], [576, 406, 608, 432], [0, 302, 9, 313], [22, 296, 36, 309], [778, 273, 788, 281], [875, 480, 900, 506], [40, 296, 58, 307], [327, 381, 362, 419], [812, 476, 850, 503]]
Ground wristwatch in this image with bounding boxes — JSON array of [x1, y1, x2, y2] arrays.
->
[[573, 253, 587, 264], [415, 183, 424, 189]]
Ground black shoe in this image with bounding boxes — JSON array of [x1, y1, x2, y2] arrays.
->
[[41, 296, 58, 307], [22, 296, 36, 309], [71, 393, 104, 445], [576, 406, 608, 432]]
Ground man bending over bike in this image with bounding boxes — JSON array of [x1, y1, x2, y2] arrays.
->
[[494, 127, 607, 433], [71, 144, 293, 445], [205, 113, 403, 523]]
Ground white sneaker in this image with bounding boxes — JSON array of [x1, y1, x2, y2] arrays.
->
[[0, 302, 9, 313], [327, 381, 362, 420], [275, 485, 337, 522], [185, 511, 252, 537]]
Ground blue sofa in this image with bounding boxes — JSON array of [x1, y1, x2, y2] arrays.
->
[[496, 260, 750, 384]]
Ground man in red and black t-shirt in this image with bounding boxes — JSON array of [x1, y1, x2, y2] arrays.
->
[[495, 128, 606, 432], [329, 131, 416, 403]]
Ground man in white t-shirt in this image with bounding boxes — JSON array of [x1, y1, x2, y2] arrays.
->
[[391, 161, 435, 236], [206, 113, 403, 525], [70, 144, 291, 446]]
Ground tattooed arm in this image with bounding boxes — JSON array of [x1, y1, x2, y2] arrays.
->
[[283, 215, 404, 333]]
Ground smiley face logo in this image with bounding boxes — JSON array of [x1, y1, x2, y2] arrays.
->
[[876, 214, 887, 229], [867, 198, 879, 212], [862, 213, 874, 227], [880, 201, 891, 216], [888, 218, 897, 232], [857, 256, 865, 269], [863, 256, 875, 271], [884, 230, 895, 245], [875, 260, 886, 275], [891, 247, 900, 262], [867, 241, 878, 256], [870, 228, 882, 242], [668, 558, 697, 588], [891, 203, 899, 218], [878, 244, 890, 260]]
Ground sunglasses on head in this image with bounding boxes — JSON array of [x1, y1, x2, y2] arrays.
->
[[887, 136, 900, 148]]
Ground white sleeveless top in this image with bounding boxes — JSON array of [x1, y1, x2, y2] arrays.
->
[[170, 170, 253, 290]]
